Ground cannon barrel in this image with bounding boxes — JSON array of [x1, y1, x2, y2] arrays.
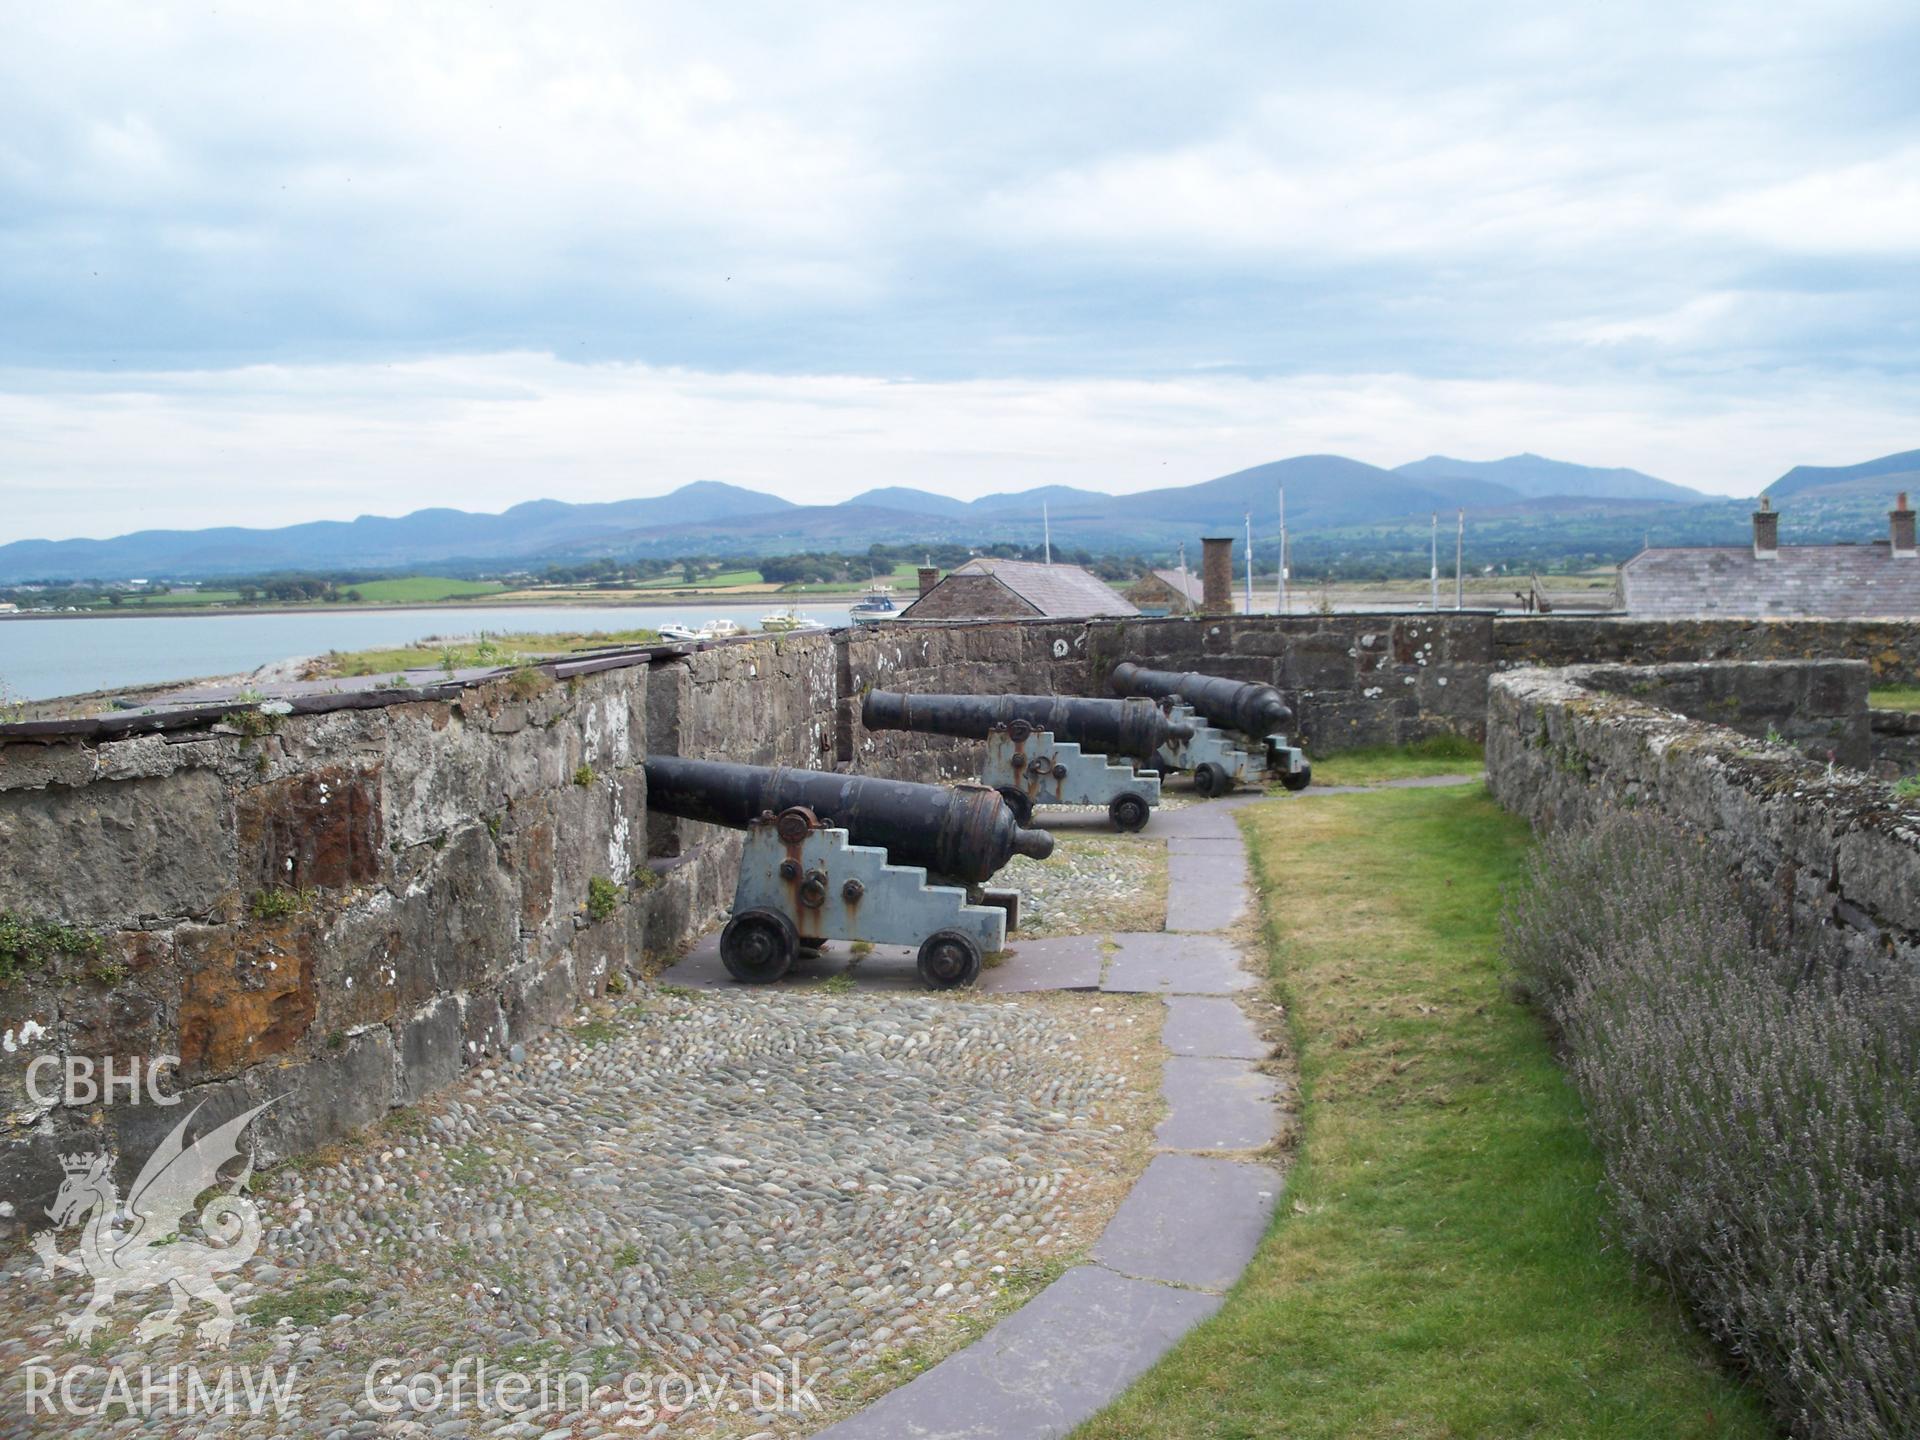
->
[[643, 756, 1053, 884], [862, 690, 1191, 763], [1109, 662, 1295, 736]]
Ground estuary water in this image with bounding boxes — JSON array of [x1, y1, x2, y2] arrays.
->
[[0, 603, 854, 702]]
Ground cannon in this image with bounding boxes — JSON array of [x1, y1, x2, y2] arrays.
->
[[643, 757, 1054, 988], [861, 691, 1187, 830], [1108, 662, 1311, 796]]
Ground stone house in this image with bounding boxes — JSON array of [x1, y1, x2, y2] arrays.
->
[[1620, 494, 1920, 618], [898, 558, 1139, 621], [1123, 567, 1205, 615]]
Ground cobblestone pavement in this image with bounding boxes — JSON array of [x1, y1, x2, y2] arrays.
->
[[996, 830, 1168, 937], [0, 989, 1162, 1439], [1, 768, 1361, 1440]]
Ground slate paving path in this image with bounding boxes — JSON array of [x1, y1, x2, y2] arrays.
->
[[805, 790, 1288, 1440]]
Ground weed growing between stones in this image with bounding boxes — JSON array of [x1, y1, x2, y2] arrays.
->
[[506, 662, 550, 699], [249, 886, 315, 921], [573, 762, 598, 787], [246, 1263, 369, 1328], [222, 706, 281, 738], [586, 875, 621, 921], [1504, 809, 1920, 1439], [0, 910, 103, 988]]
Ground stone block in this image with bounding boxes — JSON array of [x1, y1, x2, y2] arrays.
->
[[237, 765, 383, 892], [0, 1132, 73, 1231], [176, 920, 318, 1080], [1092, 1153, 1282, 1290], [813, 1265, 1220, 1440], [395, 996, 464, 1104], [0, 742, 97, 791], [459, 991, 508, 1062], [314, 890, 424, 1033], [245, 1029, 395, 1163], [0, 770, 235, 926], [63, 929, 179, 1062], [501, 954, 578, 1040]]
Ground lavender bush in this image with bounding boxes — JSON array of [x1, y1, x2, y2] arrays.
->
[[1503, 810, 1920, 1439]]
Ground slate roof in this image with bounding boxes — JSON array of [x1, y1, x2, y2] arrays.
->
[[902, 558, 1139, 620], [1149, 568, 1205, 604], [1620, 543, 1920, 618]]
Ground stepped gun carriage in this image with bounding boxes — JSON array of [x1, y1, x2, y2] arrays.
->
[[1107, 662, 1312, 796], [642, 757, 1054, 989], [860, 690, 1192, 831]]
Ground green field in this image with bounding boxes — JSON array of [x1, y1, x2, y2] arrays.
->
[[348, 576, 508, 602], [1079, 783, 1767, 1439], [319, 627, 662, 677], [1870, 685, 1920, 711], [108, 588, 242, 607], [632, 568, 766, 589]]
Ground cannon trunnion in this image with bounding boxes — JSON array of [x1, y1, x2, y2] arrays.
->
[[862, 691, 1169, 830], [643, 758, 1055, 988], [1107, 663, 1311, 796]]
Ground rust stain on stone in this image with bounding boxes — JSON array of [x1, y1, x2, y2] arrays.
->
[[238, 764, 383, 892], [177, 924, 317, 1078]]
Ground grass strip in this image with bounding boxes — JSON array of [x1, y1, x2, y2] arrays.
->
[[1077, 783, 1770, 1439]]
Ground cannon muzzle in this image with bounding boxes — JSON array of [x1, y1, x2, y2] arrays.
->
[[861, 690, 1191, 762], [1109, 662, 1295, 736], [643, 756, 1053, 884]]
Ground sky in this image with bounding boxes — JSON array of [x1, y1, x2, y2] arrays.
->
[[2, 0, 1916, 541]]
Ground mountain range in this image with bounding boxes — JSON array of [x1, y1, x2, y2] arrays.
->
[[0, 450, 1910, 583]]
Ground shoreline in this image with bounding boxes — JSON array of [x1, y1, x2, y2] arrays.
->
[[0, 594, 860, 621]]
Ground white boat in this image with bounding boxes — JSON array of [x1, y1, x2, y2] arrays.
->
[[656, 622, 705, 642], [849, 583, 897, 620], [759, 609, 808, 633]]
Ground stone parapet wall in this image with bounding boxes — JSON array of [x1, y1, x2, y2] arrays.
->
[[10, 611, 1920, 1217], [1486, 663, 1920, 975], [1494, 616, 1920, 686], [1870, 709, 1920, 781], [2, 663, 656, 1215], [1576, 660, 1870, 769]]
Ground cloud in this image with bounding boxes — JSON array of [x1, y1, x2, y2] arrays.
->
[[5, 352, 1917, 541], [0, 0, 1914, 535]]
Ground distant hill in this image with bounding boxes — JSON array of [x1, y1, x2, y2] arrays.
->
[[0, 480, 792, 581], [1395, 453, 1709, 504], [1095, 454, 1522, 529], [8, 449, 1886, 584], [842, 487, 972, 516], [1764, 448, 1920, 503], [970, 485, 1113, 515]]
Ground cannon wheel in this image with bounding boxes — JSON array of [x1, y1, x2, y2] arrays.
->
[[1193, 761, 1233, 798], [995, 787, 1035, 827], [1107, 793, 1151, 832], [916, 929, 983, 989], [1281, 762, 1313, 793], [720, 908, 799, 984]]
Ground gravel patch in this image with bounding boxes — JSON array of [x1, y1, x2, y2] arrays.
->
[[0, 988, 1160, 1439]]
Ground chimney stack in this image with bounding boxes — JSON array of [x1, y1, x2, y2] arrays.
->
[[917, 566, 940, 598], [1893, 492, 1916, 557], [1752, 496, 1779, 560], [1200, 536, 1234, 615]]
